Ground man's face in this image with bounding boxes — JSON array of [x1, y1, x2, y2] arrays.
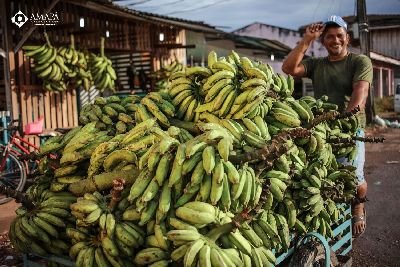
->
[[322, 26, 349, 56]]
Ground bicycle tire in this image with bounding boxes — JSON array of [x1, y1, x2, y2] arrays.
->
[[0, 147, 27, 204]]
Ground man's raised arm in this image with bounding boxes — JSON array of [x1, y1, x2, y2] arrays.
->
[[282, 23, 325, 77]]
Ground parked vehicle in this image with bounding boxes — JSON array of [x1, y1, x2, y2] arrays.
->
[[395, 83, 400, 113]]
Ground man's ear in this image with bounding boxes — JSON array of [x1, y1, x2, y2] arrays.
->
[[346, 33, 350, 42]]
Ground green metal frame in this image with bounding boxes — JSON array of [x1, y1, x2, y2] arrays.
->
[[275, 203, 352, 266]]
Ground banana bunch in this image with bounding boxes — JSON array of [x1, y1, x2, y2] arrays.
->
[[58, 35, 94, 91], [300, 94, 340, 116], [38, 124, 100, 192], [166, 202, 277, 266], [325, 164, 358, 201], [216, 116, 271, 148], [9, 189, 76, 257], [135, 92, 176, 127], [328, 112, 360, 160], [67, 220, 146, 267], [49, 122, 111, 192], [67, 188, 147, 266], [252, 210, 291, 254], [171, 237, 249, 267], [167, 66, 211, 122], [150, 57, 185, 93], [79, 95, 141, 134], [23, 34, 71, 92], [7, 49, 368, 267], [70, 191, 109, 226], [89, 37, 117, 92]]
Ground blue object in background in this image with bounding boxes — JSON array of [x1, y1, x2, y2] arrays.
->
[[0, 111, 11, 145]]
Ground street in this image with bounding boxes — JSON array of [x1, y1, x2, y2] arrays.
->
[[351, 127, 400, 267]]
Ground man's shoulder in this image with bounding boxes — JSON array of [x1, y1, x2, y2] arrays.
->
[[349, 53, 372, 65]]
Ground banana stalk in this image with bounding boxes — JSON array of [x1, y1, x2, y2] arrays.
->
[[307, 106, 361, 129], [68, 169, 138, 196], [229, 129, 310, 165], [0, 184, 35, 210]]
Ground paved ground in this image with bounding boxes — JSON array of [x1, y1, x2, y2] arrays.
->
[[350, 127, 400, 267], [0, 201, 20, 234]]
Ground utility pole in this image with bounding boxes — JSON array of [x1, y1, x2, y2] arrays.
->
[[356, 0, 374, 123]]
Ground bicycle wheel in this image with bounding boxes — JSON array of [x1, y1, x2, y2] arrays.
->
[[0, 148, 27, 204]]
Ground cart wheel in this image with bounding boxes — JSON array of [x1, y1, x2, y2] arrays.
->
[[289, 239, 339, 267]]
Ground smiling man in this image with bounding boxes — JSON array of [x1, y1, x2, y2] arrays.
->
[[282, 15, 372, 238]]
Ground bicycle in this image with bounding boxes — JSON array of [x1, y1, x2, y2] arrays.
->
[[0, 116, 73, 204], [0, 116, 52, 204]]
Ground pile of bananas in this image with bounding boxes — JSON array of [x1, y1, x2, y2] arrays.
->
[[23, 35, 117, 92], [8, 50, 369, 266]]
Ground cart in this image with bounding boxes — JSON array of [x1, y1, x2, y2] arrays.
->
[[22, 203, 352, 267]]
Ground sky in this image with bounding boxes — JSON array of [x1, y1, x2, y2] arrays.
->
[[115, 0, 400, 31]]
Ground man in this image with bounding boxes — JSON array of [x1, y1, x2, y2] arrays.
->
[[282, 15, 372, 238]]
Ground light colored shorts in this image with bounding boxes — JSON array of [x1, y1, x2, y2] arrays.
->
[[337, 129, 366, 186]]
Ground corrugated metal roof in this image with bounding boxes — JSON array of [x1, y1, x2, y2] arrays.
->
[[207, 33, 291, 56], [343, 14, 400, 27], [95, 0, 223, 33], [370, 51, 400, 66], [298, 14, 400, 31], [87, 0, 290, 52], [233, 22, 299, 34]]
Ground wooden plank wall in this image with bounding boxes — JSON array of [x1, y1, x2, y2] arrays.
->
[[18, 86, 78, 150], [0, 14, 5, 111]]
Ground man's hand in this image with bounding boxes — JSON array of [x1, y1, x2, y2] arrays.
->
[[304, 23, 325, 42], [282, 23, 325, 76]]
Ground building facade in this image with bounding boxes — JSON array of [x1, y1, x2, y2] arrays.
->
[[344, 15, 400, 98]]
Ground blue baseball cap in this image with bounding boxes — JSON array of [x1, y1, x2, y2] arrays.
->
[[324, 15, 347, 30]]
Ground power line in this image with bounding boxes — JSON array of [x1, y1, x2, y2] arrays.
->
[[312, 0, 323, 21], [327, 0, 336, 17], [353, 0, 357, 16], [126, 0, 152, 6], [114, 0, 153, 6], [135, 0, 185, 9], [164, 0, 232, 15]]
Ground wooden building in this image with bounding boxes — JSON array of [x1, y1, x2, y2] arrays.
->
[[0, 0, 221, 148], [343, 14, 400, 97]]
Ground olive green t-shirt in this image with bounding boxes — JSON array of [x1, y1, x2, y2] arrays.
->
[[301, 53, 373, 128]]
